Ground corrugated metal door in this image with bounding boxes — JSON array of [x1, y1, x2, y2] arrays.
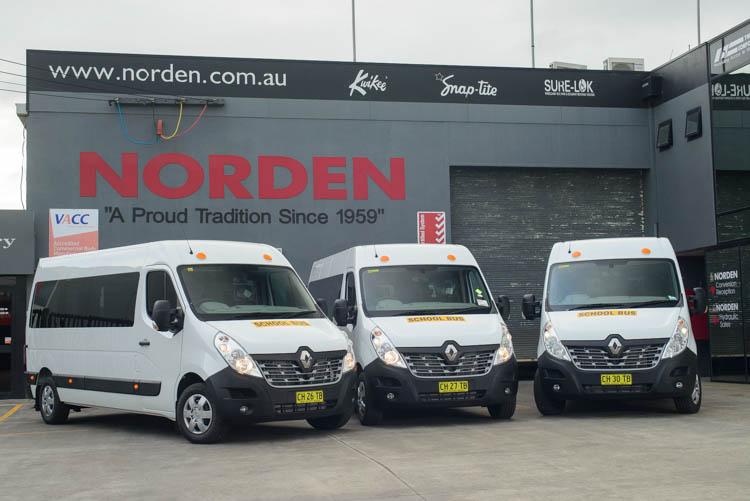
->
[[450, 167, 645, 360]]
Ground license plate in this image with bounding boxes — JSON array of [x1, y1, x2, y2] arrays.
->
[[438, 380, 469, 393], [295, 390, 324, 404], [600, 373, 632, 385]]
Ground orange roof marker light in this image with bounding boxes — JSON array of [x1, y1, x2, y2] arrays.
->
[[447, 254, 457, 261], [380, 255, 390, 263], [571, 251, 582, 258], [642, 248, 652, 255], [195, 252, 207, 260], [263, 253, 273, 262], [133, 383, 140, 391]]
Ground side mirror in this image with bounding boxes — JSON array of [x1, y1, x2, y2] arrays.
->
[[690, 287, 707, 315], [333, 299, 349, 327], [152, 300, 172, 332], [496, 295, 510, 321], [315, 297, 329, 316], [522, 294, 541, 321]]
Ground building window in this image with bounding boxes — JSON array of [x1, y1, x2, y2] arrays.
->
[[656, 119, 673, 150]]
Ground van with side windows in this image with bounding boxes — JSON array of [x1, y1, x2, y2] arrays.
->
[[522, 237, 706, 415], [26, 241, 356, 443], [308, 244, 517, 425]]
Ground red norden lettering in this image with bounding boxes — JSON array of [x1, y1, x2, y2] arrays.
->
[[79, 152, 406, 200]]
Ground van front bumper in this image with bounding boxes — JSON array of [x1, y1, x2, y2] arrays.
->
[[363, 357, 518, 409], [205, 368, 356, 424], [536, 350, 698, 400]]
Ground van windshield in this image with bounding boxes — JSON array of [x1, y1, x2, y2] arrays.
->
[[177, 264, 323, 321], [546, 259, 681, 312], [359, 265, 494, 317]]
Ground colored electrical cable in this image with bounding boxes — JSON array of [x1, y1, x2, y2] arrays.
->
[[159, 100, 184, 140], [175, 103, 208, 138], [115, 101, 160, 145]]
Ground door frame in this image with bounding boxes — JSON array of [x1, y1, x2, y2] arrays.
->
[[0, 276, 28, 399]]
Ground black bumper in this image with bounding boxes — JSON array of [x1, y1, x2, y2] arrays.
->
[[537, 350, 698, 400], [363, 357, 518, 409], [205, 368, 356, 424]]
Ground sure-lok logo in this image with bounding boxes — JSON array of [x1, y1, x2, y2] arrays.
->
[[712, 82, 750, 100], [435, 72, 498, 98], [349, 69, 387, 97], [544, 78, 595, 97]]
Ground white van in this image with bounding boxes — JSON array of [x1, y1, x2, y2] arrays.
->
[[308, 244, 517, 425], [26, 241, 356, 443], [522, 237, 706, 415]]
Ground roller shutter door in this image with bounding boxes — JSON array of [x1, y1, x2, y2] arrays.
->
[[450, 167, 645, 360]]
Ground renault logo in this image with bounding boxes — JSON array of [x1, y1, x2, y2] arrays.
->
[[607, 337, 624, 357], [299, 350, 314, 369], [444, 344, 459, 362]]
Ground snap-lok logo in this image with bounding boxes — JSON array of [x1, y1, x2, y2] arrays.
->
[[544, 78, 595, 97], [0, 238, 16, 250], [349, 69, 387, 97], [435, 73, 498, 98]]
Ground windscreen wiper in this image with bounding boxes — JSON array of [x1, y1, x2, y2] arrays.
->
[[392, 310, 439, 316], [439, 306, 492, 314], [566, 303, 627, 311], [274, 310, 319, 318], [626, 299, 679, 309]]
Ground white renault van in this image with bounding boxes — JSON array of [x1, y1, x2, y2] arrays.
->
[[309, 244, 517, 425], [26, 241, 356, 443], [522, 237, 706, 415]]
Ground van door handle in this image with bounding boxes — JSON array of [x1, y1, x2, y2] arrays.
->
[[139, 339, 151, 347]]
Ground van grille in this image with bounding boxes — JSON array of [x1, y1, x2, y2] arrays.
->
[[566, 343, 665, 371], [256, 357, 343, 388], [402, 350, 495, 378]]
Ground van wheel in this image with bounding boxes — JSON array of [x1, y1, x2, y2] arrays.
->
[[176, 383, 227, 444], [307, 412, 352, 430], [487, 396, 516, 419], [38, 378, 70, 425], [356, 373, 383, 426], [534, 369, 566, 415], [674, 375, 702, 414]]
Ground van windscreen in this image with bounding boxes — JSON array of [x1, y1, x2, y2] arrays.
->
[[359, 265, 494, 317], [546, 259, 681, 312], [177, 264, 323, 321]]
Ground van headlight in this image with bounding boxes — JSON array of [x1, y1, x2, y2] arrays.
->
[[662, 317, 690, 359], [543, 322, 571, 361], [494, 324, 514, 365], [342, 339, 356, 373], [371, 327, 407, 369], [214, 332, 262, 377]]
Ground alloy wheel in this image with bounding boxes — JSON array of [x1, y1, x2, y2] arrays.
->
[[183, 394, 213, 435], [356, 381, 367, 416], [41, 385, 55, 416], [691, 375, 701, 405]]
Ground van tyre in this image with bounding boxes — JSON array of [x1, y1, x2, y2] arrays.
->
[[307, 411, 352, 430], [534, 369, 566, 415], [38, 378, 70, 425], [488, 396, 516, 419], [176, 383, 227, 444], [674, 375, 702, 414], [356, 372, 383, 426]]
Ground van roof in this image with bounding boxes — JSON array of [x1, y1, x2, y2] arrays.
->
[[35, 240, 290, 280], [548, 237, 676, 264], [310, 244, 477, 281]]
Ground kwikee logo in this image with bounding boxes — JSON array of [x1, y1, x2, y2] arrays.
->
[[544, 79, 595, 97], [349, 69, 387, 97], [0, 238, 16, 250], [435, 73, 498, 98], [713, 33, 750, 66], [712, 82, 750, 100]]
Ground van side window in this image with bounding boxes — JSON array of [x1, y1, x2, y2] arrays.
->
[[345, 272, 356, 307], [308, 274, 343, 318], [146, 271, 178, 317], [29, 273, 139, 328]]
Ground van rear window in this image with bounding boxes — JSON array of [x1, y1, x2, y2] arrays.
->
[[29, 273, 139, 328]]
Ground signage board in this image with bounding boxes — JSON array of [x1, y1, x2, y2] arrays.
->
[[49, 209, 99, 256], [417, 211, 446, 244], [0, 210, 35, 275]]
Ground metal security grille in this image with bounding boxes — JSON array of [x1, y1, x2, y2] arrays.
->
[[256, 358, 343, 388], [402, 350, 495, 378], [566, 343, 665, 370], [450, 167, 645, 360]]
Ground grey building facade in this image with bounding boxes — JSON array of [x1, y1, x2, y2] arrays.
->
[[1, 18, 748, 397]]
